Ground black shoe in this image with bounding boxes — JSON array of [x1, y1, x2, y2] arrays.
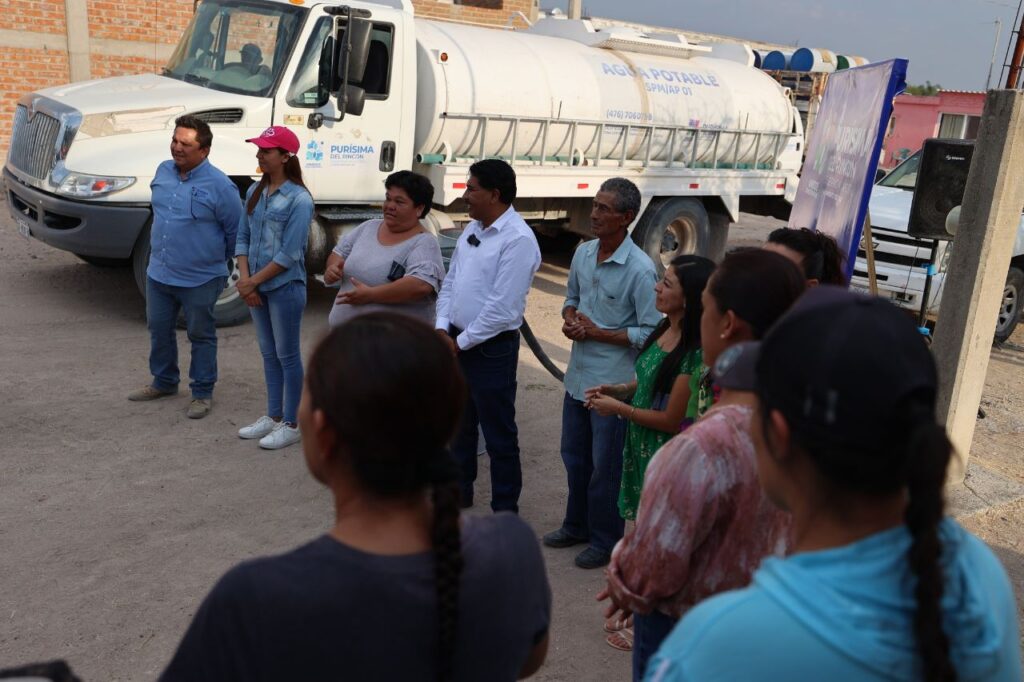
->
[[542, 527, 589, 549], [574, 546, 611, 569]]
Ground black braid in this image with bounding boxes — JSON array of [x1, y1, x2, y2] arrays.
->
[[430, 454, 463, 682], [904, 422, 957, 681]]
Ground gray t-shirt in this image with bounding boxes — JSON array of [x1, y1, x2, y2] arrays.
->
[[160, 513, 551, 682], [328, 219, 445, 327]]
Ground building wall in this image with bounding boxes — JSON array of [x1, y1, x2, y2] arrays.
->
[[881, 91, 985, 168], [0, 0, 535, 159]]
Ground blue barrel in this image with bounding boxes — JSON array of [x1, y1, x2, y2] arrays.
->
[[791, 47, 837, 73], [752, 49, 763, 69], [762, 50, 792, 70]]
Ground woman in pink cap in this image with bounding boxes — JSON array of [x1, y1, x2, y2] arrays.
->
[[234, 126, 314, 450]]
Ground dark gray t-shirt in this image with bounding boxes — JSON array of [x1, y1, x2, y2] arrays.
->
[[160, 513, 550, 682]]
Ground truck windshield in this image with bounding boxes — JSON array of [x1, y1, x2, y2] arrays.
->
[[163, 0, 305, 98], [877, 150, 921, 191]]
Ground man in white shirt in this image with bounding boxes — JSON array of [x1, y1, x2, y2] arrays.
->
[[436, 159, 541, 513]]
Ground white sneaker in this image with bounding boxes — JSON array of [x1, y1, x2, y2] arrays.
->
[[259, 422, 301, 450], [239, 416, 278, 440]]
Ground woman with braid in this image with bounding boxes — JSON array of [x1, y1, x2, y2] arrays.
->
[[645, 287, 1020, 682], [160, 313, 551, 681]]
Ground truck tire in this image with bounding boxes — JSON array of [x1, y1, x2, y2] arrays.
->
[[994, 266, 1023, 345], [131, 221, 251, 328], [76, 253, 130, 267], [632, 198, 710, 274]]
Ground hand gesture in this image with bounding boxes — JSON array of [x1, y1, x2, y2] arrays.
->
[[236, 277, 257, 298], [587, 392, 623, 418], [596, 583, 633, 623], [586, 384, 630, 401], [323, 260, 344, 285], [243, 292, 262, 307], [335, 277, 376, 306]]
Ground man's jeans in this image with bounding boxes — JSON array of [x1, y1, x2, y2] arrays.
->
[[560, 393, 627, 553], [249, 281, 306, 424], [146, 276, 225, 399], [451, 331, 522, 513]]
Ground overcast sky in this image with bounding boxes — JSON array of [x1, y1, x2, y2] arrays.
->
[[539, 0, 1020, 91]]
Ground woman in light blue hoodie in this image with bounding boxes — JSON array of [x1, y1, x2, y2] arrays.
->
[[646, 286, 1021, 682]]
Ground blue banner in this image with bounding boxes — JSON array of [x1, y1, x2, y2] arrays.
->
[[788, 59, 908, 281]]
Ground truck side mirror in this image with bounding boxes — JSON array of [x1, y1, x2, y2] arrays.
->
[[343, 84, 366, 116], [333, 18, 372, 95]]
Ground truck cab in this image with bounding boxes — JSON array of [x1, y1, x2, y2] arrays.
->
[[849, 149, 1024, 343], [5, 0, 415, 324]]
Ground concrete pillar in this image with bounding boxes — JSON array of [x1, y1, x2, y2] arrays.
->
[[933, 89, 1024, 482], [568, 0, 583, 19], [64, 0, 91, 82]]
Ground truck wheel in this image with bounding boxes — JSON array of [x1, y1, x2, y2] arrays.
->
[[131, 221, 251, 328], [76, 253, 130, 267], [632, 198, 710, 274], [994, 266, 1023, 345]]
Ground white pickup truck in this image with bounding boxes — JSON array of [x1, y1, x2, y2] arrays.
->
[[850, 149, 1024, 343]]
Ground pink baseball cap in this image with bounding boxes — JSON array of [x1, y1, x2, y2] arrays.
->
[[246, 126, 300, 155]]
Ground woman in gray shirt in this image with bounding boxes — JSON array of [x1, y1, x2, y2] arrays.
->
[[325, 171, 445, 326]]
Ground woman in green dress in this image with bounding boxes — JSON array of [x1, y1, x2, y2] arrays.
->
[[587, 255, 717, 522]]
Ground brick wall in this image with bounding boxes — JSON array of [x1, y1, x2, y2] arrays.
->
[[0, 0, 536, 159]]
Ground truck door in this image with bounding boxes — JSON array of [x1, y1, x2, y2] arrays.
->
[[276, 11, 405, 201]]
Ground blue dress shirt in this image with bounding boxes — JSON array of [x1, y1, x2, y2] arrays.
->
[[148, 159, 243, 287], [235, 181, 314, 292], [562, 237, 661, 401], [435, 206, 541, 350]]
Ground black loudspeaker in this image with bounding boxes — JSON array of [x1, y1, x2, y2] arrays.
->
[[907, 138, 975, 240]]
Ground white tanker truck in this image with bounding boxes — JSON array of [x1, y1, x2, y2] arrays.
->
[[4, 0, 803, 325]]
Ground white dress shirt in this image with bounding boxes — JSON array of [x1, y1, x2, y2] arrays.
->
[[435, 206, 541, 350]]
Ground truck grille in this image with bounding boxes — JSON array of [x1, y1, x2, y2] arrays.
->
[[8, 104, 61, 180]]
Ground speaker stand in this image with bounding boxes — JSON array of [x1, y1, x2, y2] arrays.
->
[[917, 239, 939, 336]]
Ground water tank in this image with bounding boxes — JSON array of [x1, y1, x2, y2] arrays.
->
[[836, 55, 869, 70], [413, 19, 794, 168]]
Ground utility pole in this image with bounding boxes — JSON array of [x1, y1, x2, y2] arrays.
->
[[933, 90, 1024, 482], [988, 19, 1003, 89], [1005, 11, 1024, 87], [568, 0, 582, 19]]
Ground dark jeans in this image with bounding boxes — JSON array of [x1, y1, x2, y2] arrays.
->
[[146, 276, 225, 399], [249, 281, 306, 424], [633, 610, 678, 681], [451, 330, 521, 513], [559, 393, 627, 553]]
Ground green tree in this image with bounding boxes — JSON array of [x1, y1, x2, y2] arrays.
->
[[905, 81, 942, 96]]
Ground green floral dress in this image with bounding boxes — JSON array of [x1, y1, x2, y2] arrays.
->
[[618, 343, 704, 521]]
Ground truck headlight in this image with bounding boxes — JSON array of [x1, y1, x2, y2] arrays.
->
[[57, 172, 136, 198]]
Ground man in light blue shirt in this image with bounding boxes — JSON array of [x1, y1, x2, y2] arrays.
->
[[543, 178, 660, 569], [128, 115, 242, 419]]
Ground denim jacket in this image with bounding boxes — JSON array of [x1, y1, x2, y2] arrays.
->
[[235, 180, 314, 292]]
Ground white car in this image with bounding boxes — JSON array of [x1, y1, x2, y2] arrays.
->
[[850, 149, 1024, 343]]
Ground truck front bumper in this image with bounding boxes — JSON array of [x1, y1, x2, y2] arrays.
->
[[3, 167, 150, 259]]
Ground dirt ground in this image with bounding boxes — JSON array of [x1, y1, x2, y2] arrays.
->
[[2, 202, 1023, 680]]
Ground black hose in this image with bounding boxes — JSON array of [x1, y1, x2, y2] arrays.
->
[[520, 319, 565, 383]]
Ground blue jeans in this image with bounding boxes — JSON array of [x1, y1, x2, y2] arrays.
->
[[560, 393, 626, 554], [146, 276, 225, 399], [633, 610, 678, 681], [451, 331, 521, 513], [249, 281, 306, 424]]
